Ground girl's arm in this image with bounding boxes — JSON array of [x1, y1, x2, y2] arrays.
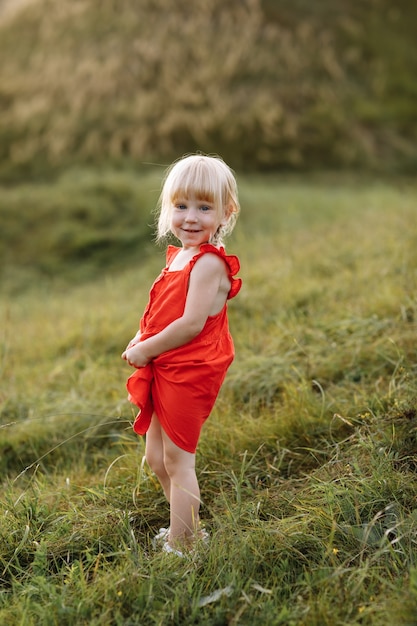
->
[[122, 254, 229, 368]]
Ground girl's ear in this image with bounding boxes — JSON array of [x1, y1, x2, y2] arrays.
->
[[220, 203, 233, 225]]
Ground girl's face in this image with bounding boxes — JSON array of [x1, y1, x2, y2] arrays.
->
[[170, 193, 225, 249]]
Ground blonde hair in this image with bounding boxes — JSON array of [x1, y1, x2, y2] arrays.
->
[[156, 154, 240, 246]]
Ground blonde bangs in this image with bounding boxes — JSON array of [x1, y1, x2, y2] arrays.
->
[[168, 159, 224, 205]]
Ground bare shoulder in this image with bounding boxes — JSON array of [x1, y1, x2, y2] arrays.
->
[[192, 252, 228, 276], [191, 253, 231, 300]]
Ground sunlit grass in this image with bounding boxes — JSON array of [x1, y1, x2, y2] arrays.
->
[[1, 173, 417, 624]]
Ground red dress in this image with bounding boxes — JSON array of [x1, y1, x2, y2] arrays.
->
[[126, 243, 241, 453]]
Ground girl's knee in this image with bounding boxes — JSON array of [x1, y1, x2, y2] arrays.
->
[[146, 448, 166, 478], [162, 453, 177, 479], [145, 416, 167, 477], [163, 448, 195, 479]]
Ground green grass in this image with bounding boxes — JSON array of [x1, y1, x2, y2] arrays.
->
[[1, 172, 417, 624]]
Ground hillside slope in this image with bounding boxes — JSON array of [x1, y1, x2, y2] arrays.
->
[[0, 0, 416, 178]]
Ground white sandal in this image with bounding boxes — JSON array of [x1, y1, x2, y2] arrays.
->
[[162, 541, 184, 558], [161, 528, 210, 558], [153, 527, 170, 542]]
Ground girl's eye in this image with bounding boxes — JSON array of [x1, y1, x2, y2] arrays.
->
[[200, 205, 212, 212], [176, 204, 187, 210]]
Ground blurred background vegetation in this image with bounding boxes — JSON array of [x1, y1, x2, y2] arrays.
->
[[0, 0, 416, 181]]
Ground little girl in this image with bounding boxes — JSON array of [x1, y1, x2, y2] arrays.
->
[[122, 154, 241, 556]]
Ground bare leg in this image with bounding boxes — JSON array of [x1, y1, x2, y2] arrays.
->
[[145, 413, 171, 501], [160, 428, 200, 548]]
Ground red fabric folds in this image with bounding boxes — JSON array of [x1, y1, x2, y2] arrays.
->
[[126, 244, 241, 453]]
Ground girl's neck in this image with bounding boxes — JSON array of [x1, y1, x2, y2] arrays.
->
[[168, 245, 206, 271]]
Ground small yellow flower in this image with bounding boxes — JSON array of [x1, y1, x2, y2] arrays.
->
[[332, 547, 339, 555], [117, 591, 123, 597]]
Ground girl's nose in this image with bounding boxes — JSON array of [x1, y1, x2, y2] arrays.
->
[[185, 207, 198, 221]]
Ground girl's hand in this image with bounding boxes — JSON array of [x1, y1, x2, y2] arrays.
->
[[124, 331, 142, 351], [121, 341, 151, 368], [121, 331, 142, 363]]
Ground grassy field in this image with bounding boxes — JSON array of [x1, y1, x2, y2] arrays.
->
[[1, 172, 417, 624]]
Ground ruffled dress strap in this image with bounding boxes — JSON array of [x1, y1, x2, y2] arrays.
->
[[166, 245, 181, 266], [191, 243, 242, 300]]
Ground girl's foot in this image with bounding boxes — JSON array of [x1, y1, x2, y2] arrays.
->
[[163, 527, 210, 557], [198, 528, 210, 544], [154, 526, 209, 548], [162, 541, 184, 558], [152, 527, 170, 548]]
